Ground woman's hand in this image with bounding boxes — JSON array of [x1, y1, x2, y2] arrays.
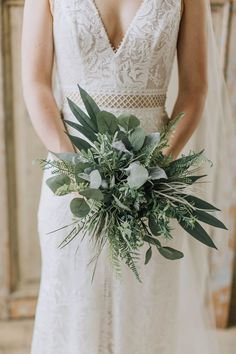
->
[[21, 0, 75, 153]]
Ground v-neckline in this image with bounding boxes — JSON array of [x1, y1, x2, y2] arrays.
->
[[90, 0, 148, 57]]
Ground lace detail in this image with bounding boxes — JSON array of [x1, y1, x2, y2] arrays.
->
[[63, 91, 167, 109], [30, 2, 208, 354], [51, 0, 182, 93]]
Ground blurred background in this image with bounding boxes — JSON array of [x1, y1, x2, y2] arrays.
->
[[0, 0, 235, 353]]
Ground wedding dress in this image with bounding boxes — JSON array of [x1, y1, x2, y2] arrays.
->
[[30, 0, 223, 353]]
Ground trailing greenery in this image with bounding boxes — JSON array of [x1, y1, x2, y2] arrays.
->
[[37, 85, 227, 283]]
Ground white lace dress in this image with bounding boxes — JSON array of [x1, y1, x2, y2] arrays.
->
[[30, 1, 220, 353]]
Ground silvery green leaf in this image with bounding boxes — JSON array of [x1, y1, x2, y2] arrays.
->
[[89, 169, 102, 189], [77, 173, 90, 181], [127, 162, 149, 189], [149, 166, 167, 180], [96, 111, 118, 135], [142, 132, 161, 148], [48, 151, 85, 164], [110, 175, 115, 188], [129, 127, 146, 151], [70, 197, 90, 217], [46, 174, 71, 194], [112, 140, 132, 154], [117, 113, 140, 131], [80, 188, 104, 201], [101, 179, 109, 189]]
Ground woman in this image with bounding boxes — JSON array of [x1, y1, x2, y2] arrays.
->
[[21, 0, 222, 353]]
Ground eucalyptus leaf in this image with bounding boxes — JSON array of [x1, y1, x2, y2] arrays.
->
[[126, 162, 149, 189], [158, 247, 184, 260], [96, 111, 119, 135], [178, 219, 218, 249], [48, 151, 84, 164], [46, 174, 71, 194], [80, 188, 104, 201], [129, 127, 146, 151], [112, 140, 132, 154], [116, 130, 133, 149], [89, 169, 102, 189], [140, 132, 161, 157], [70, 197, 90, 217], [149, 166, 167, 180], [117, 113, 140, 131]]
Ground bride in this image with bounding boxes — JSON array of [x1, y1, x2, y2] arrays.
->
[[21, 0, 231, 353]]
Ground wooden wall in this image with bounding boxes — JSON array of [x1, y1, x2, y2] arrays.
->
[[0, 0, 235, 342]]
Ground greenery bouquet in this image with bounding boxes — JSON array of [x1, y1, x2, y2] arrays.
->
[[38, 85, 227, 283]]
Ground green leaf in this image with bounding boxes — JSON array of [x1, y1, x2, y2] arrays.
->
[[67, 97, 98, 132], [112, 194, 131, 211], [185, 175, 207, 183], [149, 166, 167, 180], [129, 127, 146, 151], [70, 197, 90, 217], [143, 235, 162, 248], [65, 132, 92, 152], [193, 209, 228, 230], [178, 219, 218, 249], [48, 151, 83, 164], [158, 247, 184, 260], [183, 194, 220, 211], [126, 162, 149, 189], [77, 85, 100, 128], [145, 246, 152, 265], [96, 111, 118, 135], [64, 119, 97, 142], [46, 174, 71, 194], [140, 132, 161, 157], [117, 113, 140, 131], [80, 188, 104, 201], [166, 150, 205, 177], [148, 215, 161, 236], [57, 226, 81, 249], [89, 169, 102, 189], [112, 140, 132, 155], [116, 130, 133, 150]]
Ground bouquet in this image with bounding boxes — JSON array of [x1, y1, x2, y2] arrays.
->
[[38, 85, 227, 283]]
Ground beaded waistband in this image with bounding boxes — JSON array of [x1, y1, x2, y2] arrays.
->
[[62, 91, 166, 109]]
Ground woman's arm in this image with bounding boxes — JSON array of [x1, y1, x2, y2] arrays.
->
[[21, 0, 75, 153], [164, 0, 208, 159]]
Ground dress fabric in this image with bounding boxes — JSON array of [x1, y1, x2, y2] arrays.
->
[[30, 1, 220, 353]]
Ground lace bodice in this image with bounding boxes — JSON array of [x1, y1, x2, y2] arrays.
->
[[49, 0, 182, 118]]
